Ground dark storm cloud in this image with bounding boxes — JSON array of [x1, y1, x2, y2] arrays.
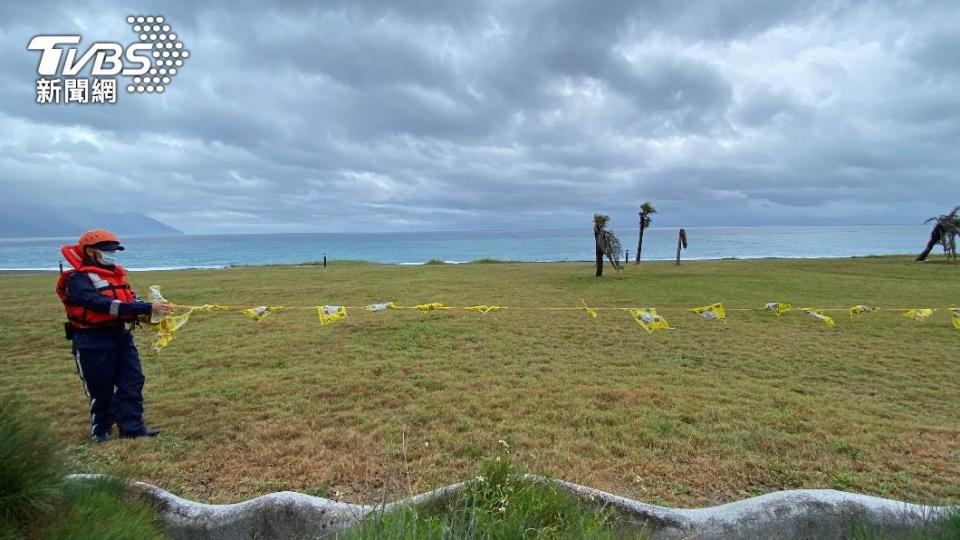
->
[[1, 0, 958, 233]]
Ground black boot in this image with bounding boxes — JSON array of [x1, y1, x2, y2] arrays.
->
[[119, 427, 160, 439]]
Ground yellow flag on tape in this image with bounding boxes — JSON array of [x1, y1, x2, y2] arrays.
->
[[243, 306, 282, 322], [579, 298, 597, 319], [466, 305, 502, 314], [318, 305, 347, 325], [802, 308, 835, 328], [762, 302, 791, 316], [410, 302, 450, 312], [628, 308, 669, 333], [951, 308, 960, 330], [366, 302, 399, 312], [849, 305, 877, 317], [690, 303, 725, 321], [903, 308, 934, 321], [151, 309, 193, 352]]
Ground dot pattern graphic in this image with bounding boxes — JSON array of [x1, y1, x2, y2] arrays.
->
[[125, 15, 188, 94]]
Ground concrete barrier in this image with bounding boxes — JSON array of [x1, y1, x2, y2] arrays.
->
[[66, 474, 951, 539]]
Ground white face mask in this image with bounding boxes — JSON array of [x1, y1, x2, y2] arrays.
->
[[98, 250, 120, 265]]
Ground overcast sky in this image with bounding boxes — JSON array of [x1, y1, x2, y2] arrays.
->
[[1, 1, 958, 234]]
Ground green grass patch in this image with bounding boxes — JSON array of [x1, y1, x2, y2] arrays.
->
[[0, 395, 164, 538], [347, 451, 636, 539], [0, 396, 64, 532], [39, 477, 164, 540], [851, 507, 960, 539]]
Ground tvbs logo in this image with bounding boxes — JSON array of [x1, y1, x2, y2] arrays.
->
[[27, 15, 189, 104]]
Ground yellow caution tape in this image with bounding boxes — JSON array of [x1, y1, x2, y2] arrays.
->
[[318, 305, 347, 325], [762, 302, 791, 316], [579, 298, 597, 319], [243, 306, 282, 322], [466, 305, 502, 314], [802, 308, 836, 328], [144, 286, 960, 352], [903, 308, 934, 321], [690, 302, 725, 321], [191, 304, 234, 313], [409, 302, 450, 312], [628, 308, 669, 333]]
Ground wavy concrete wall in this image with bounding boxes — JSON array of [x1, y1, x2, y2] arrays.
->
[[67, 474, 950, 539]]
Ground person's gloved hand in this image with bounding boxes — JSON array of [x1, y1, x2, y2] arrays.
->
[[151, 301, 174, 319]]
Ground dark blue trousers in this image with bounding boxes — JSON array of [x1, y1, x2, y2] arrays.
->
[[72, 329, 146, 437]]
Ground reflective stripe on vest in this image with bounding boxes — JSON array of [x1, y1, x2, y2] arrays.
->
[[87, 272, 111, 290]]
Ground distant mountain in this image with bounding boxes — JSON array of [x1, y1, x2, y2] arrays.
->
[[0, 206, 183, 238]]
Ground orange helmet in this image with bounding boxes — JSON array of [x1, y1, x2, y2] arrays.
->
[[78, 229, 124, 250]]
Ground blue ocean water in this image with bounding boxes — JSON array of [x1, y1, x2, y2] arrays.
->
[[0, 225, 934, 271]]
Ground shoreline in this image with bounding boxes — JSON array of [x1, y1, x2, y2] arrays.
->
[[0, 253, 927, 275]]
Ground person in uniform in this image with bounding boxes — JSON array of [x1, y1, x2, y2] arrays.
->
[[56, 229, 172, 443]]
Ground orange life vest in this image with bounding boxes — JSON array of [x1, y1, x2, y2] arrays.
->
[[56, 245, 138, 329]]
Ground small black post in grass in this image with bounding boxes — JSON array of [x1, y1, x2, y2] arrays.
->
[[323, 253, 327, 268], [676, 228, 687, 266]]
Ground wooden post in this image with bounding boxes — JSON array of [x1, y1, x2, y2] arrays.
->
[[676, 228, 687, 266], [323, 253, 327, 268]]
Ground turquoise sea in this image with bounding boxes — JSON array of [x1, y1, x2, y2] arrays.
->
[[0, 225, 936, 271]]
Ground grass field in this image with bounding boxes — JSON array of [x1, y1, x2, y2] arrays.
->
[[0, 257, 957, 509]]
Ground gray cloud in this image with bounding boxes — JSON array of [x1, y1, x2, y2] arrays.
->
[[1, 0, 959, 234]]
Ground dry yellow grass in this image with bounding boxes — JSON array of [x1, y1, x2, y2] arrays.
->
[[0, 257, 957, 508]]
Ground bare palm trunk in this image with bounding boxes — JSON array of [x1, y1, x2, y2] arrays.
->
[[595, 233, 604, 277], [675, 228, 687, 265], [916, 224, 942, 261], [635, 221, 645, 264]]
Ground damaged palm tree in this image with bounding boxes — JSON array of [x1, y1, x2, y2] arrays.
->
[[635, 201, 657, 264], [593, 213, 623, 277], [916, 205, 959, 263]]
